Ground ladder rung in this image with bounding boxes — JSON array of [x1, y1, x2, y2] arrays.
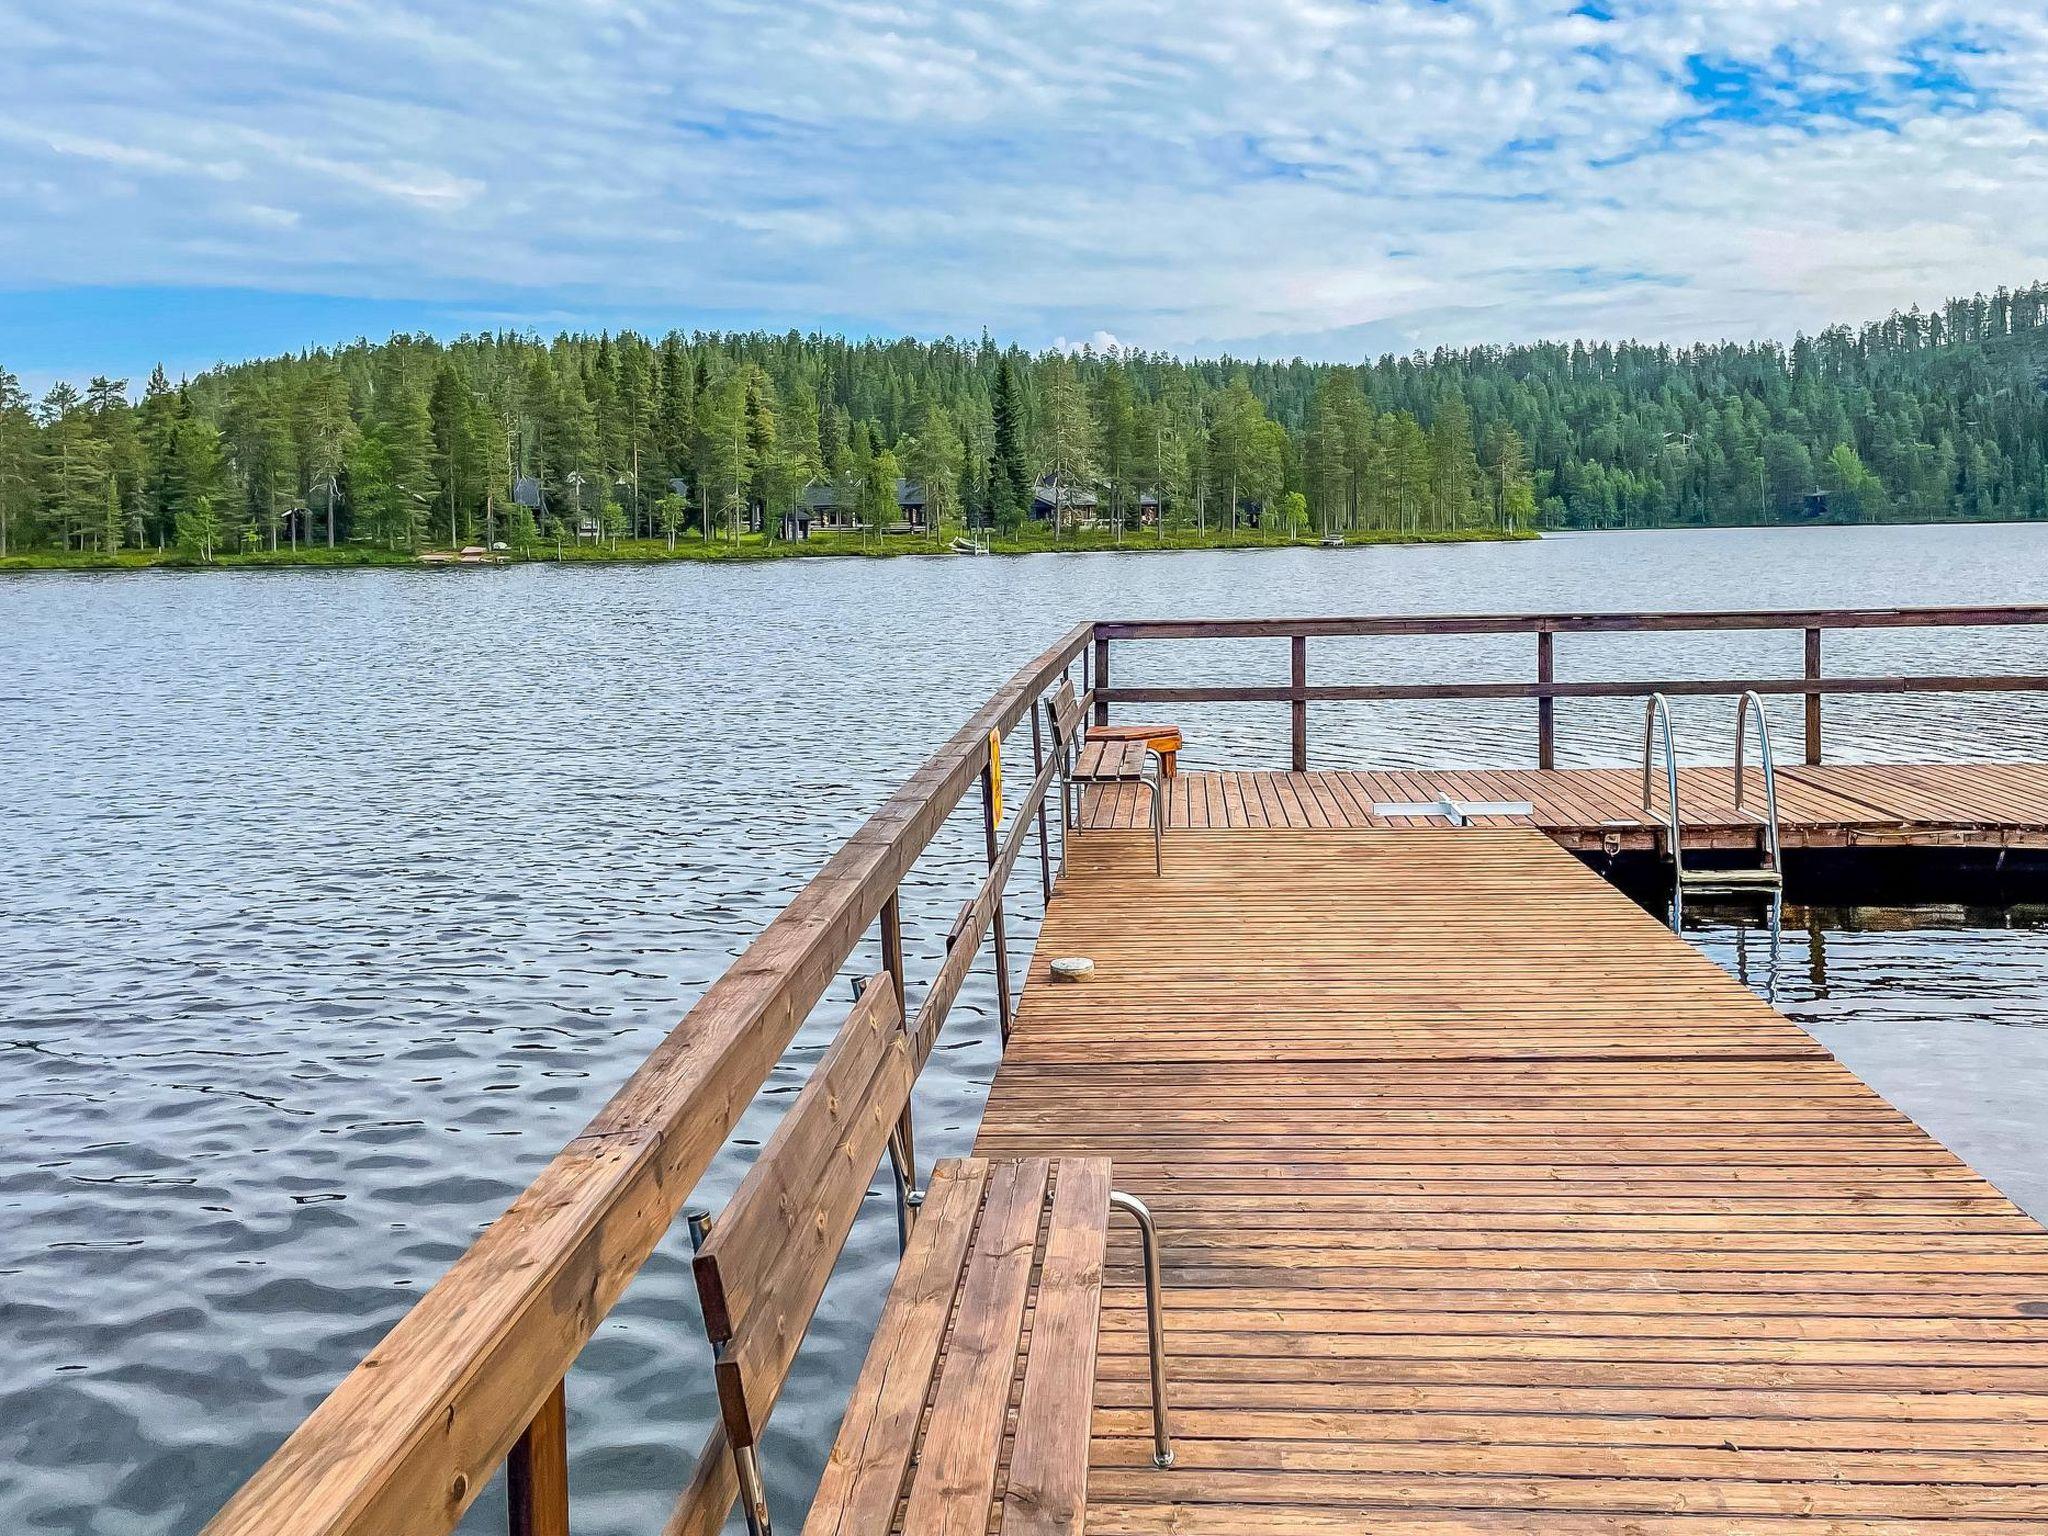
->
[[1678, 868, 1784, 889]]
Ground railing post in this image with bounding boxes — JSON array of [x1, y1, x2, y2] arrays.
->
[[507, 1381, 569, 1536], [1093, 632, 1111, 729], [1536, 629, 1556, 771], [1804, 627, 1822, 765], [1029, 706, 1053, 902], [982, 747, 1015, 1043], [1290, 635, 1308, 772], [879, 891, 914, 1196]]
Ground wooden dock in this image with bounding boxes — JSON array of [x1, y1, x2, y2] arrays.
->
[[1083, 762, 2048, 852], [976, 827, 2048, 1532], [201, 610, 2048, 1536]]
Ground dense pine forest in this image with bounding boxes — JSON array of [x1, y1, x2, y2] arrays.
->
[[3, 281, 2047, 562]]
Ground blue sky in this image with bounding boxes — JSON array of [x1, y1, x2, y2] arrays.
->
[[3, 0, 2046, 392]]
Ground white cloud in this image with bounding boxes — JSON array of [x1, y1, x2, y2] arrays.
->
[[0, 0, 2045, 358]]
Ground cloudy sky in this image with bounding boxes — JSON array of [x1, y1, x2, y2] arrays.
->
[[4, 1, 2047, 388]]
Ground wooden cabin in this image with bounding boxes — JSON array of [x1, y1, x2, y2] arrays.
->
[[1030, 476, 1099, 528], [788, 479, 930, 537]]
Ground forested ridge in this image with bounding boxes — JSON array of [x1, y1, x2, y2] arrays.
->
[[3, 280, 2047, 561]]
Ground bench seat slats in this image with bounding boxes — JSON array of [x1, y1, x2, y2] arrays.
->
[[1002, 1160, 1111, 1536], [802, 1161, 990, 1536], [1074, 741, 1149, 780], [801, 1154, 1140, 1536], [899, 1157, 1054, 1536]]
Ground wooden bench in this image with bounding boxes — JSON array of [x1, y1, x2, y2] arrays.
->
[[1085, 722, 1183, 778], [806, 1157, 1173, 1536], [1045, 678, 1167, 875], [678, 976, 1171, 1536]]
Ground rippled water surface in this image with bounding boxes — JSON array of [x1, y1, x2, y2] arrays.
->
[[10, 523, 2048, 1534]]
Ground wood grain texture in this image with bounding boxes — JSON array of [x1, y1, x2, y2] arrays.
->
[[1003, 1159, 1113, 1536], [802, 1160, 990, 1536], [898, 1158, 1052, 1536], [1084, 763, 2048, 853], [803, 1157, 1117, 1536], [975, 827, 2048, 1532], [695, 976, 910, 1446]]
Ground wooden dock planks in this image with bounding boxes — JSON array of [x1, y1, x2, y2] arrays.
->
[[1087, 762, 2048, 852], [973, 828, 2048, 1532]]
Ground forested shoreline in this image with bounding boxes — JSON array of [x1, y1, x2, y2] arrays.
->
[[3, 280, 2046, 567]]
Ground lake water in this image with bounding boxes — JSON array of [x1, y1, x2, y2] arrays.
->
[[10, 523, 2048, 1535]]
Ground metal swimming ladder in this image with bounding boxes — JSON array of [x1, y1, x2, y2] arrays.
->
[[1642, 691, 1785, 926]]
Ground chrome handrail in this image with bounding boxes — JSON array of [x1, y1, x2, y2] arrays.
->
[[1641, 692, 1684, 873], [1108, 1190, 1175, 1469], [1733, 690, 1783, 876]]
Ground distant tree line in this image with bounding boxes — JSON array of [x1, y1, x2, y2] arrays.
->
[[3, 281, 2046, 560]]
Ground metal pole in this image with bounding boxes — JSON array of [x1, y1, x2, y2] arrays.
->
[[1536, 629, 1556, 770], [879, 891, 915, 1242], [733, 1443, 774, 1536], [1804, 627, 1823, 765], [982, 757, 1014, 1043], [1109, 1190, 1174, 1468], [1030, 705, 1054, 902], [1290, 635, 1308, 772]]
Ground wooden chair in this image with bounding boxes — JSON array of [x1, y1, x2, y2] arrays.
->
[[679, 976, 1172, 1536], [1044, 678, 1165, 875]]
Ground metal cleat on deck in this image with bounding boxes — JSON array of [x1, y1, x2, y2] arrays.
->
[[1372, 795, 1536, 826]]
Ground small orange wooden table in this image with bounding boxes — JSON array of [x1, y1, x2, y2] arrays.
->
[[1086, 722, 1183, 777]]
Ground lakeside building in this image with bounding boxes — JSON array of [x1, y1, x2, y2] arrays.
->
[[783, 479, 931, 539], [1028, 478, 1167, 529]]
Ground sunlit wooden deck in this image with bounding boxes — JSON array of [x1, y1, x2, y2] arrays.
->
[[975, 827, 2048, 1532], [1083, 762, 2048, 852], [202, 612, 2048, 1536]]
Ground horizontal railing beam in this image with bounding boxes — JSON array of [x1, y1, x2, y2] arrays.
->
[[201, 621, 1096, 1536], [1103, 674, 2048, 706], [1094, 605, 2048, 641]]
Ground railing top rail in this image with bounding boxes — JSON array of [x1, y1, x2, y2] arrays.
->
[[202, 621, 1093, 1536], [1095, 605, 2048, 641]]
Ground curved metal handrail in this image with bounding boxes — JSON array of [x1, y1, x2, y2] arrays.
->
[[1641, 692, 1684, 871], [1733, 690, 1783, 875]]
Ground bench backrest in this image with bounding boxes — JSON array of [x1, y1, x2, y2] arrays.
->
[[1045, 677, 1085, 753], [692, 974, 911, 1453]]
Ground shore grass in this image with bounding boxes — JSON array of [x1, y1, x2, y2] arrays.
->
[[1, 524, 1532, 574]]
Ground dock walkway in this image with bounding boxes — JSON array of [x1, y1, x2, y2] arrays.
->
[[1085, 762, 2048, 852], [975, 827, 2048, 1532]]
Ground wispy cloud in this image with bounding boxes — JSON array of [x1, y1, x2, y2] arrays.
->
[[1, 0, 2046, 377]]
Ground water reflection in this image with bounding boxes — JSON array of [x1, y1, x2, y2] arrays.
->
[[1687, 899, 2048, 1222]]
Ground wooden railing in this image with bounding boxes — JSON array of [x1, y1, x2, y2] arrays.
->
[[200, 603, 2048, 1536], [201, 623, 1093, 1536], [1092, 606, 2048, 771]]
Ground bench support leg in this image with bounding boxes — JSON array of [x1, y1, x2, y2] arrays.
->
[[1146, 775, 1163, 876], [887, 1125, 922, 1254], [1109, 1190, 1174, 1468], [733, 1443, 774, 1536]]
